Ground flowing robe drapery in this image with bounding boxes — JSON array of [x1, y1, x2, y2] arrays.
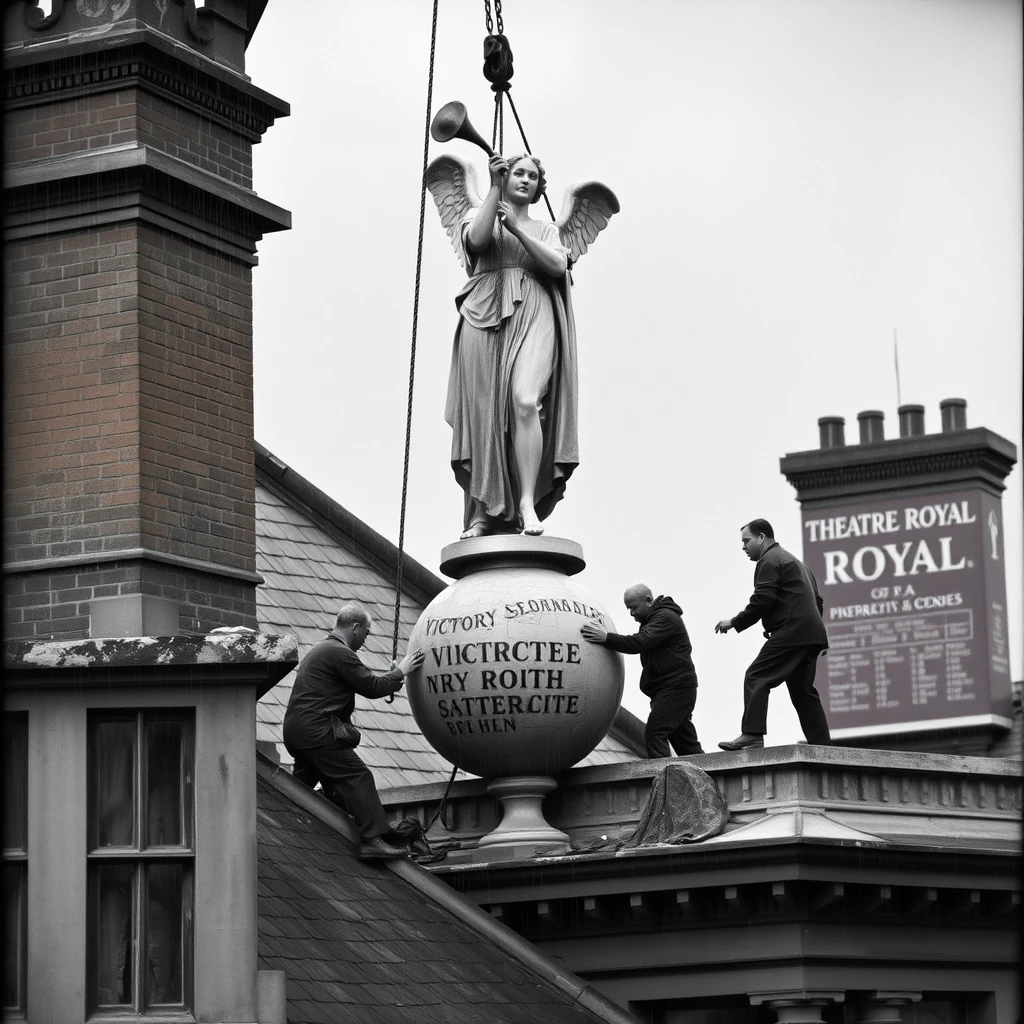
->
[[445, 209, 578, 531]]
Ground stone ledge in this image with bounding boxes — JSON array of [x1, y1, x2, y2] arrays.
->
[[382, 745, 1023, 858], [4, 630, 298, 696]]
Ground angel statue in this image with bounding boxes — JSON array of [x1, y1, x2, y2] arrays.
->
[[426, 150, 618, 539]]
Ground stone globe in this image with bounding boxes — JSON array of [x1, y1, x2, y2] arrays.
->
[[406, 536, 624, 780]]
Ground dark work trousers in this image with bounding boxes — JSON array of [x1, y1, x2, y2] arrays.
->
[[645, 687, 703, 758], [287, 744, 390, 840], [740, 641, 831, 743]]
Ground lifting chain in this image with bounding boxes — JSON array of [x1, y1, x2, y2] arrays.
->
[[482, 0, 513, 96], [483, 0, 503, 36]]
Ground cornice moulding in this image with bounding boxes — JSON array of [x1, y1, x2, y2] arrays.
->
[[3, 142, 290, 261], [779, 429, 1017, 504], [3, 27, 289, 141]]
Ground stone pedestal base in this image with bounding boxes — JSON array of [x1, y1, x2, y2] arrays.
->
[[855, 992, 921, 1023], [477, 776, 570, 854], [750, 991, 845, 1024]]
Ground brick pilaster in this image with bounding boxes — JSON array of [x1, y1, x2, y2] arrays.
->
[[3, 0, 290, 639]]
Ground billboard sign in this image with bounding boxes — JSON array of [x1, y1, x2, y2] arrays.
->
[[801, 488, 1012, 737]]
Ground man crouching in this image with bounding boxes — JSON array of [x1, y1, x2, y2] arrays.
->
[[283, 602, 424, 861]]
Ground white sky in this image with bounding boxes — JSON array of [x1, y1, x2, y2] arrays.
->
[[246, 0, 1022, 747]]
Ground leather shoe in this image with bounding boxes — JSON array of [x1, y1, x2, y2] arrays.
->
[[718, 734, 764, 751], [357, 836, 409, 862]]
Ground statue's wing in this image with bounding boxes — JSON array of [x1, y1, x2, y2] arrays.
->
[[555, 181, 620, 265], [425, 154, 483, 268]]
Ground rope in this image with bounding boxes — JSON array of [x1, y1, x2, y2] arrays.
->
[[424, 760, 460, 833], [506, 92, 556, 222], [387, 0, 440, 699], [482, 4, 555, 222]]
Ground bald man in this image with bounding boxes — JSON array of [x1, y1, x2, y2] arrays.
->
[[581, 585, 703, 758], [283, 602, 424, 861]]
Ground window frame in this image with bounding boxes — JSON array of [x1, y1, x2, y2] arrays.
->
[[86, 710, 195, 1020], [2, 712, 28, 1019]]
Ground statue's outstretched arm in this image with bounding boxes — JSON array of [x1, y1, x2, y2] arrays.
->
[[497, 200, 567, 278]]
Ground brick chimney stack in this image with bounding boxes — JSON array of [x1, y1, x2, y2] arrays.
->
[[3, 0, 290, 639]]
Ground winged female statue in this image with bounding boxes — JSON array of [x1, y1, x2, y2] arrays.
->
[[426, 151, 618, 539]]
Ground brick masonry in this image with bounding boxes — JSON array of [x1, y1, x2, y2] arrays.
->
[[2, 16, 287, 641], [3, 90, 254, 186], [3, 561, 256, 640], [3, 223, 256, 571]]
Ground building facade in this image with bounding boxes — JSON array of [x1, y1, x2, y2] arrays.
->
[[779, 402, 1017, 756]]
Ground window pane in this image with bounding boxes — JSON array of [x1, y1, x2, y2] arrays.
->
[[3, 716, 27, 853], [2, 865, 25, 1011], [146, 864, 183, 1006], [95, 864, 134, 1007], [93, 720, 136, 848], [146, 721, 182, 847]]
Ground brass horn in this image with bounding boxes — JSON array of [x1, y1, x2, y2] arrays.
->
[[430, 101, 495, 158]]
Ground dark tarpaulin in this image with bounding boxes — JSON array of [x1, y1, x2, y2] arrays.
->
[[620, 762, 729, 848]]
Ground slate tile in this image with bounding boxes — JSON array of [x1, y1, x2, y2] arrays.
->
[[317, 980, 362, 1004], [288, 998, 335, 1024], [377, 1001, 432, 1023]]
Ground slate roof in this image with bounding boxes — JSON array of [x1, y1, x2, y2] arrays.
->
[[255, 755, 640, 1024], [253, 442, 645, 790]]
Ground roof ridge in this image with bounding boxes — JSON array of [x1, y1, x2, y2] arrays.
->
[[255, 750, 643, 1024]]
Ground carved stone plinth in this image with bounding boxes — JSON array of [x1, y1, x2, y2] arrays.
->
[[477, 776, 570, 854], [750, 991, 844, 1024], [407, 534, 623, 860], [855, 992, 921, 1023]]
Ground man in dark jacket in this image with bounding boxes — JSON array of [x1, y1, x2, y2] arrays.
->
[[283, 602, 424, 861], [581, 584, 703, 758], [715, 518, 830, 750]]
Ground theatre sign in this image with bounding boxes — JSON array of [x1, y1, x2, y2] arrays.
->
[[802, 490, 1012, 738], [780, 401, 1017, 747]]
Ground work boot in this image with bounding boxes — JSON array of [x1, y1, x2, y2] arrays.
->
[[718, 733, 764, 751], [357, 836, 409, 862]]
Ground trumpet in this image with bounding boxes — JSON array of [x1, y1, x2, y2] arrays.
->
[[430, 101, 495, 158]]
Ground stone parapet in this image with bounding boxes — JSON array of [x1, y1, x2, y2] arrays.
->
[[384, 745, 1022, 854]]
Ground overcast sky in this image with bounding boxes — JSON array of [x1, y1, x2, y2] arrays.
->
[[245, 0, 1022, 746]]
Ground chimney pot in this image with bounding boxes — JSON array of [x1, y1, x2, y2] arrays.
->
[[818, 416, 846, 449], [898, 404, 926, 438], [857, 410, 885, 444], [939, 397, 967, 433]]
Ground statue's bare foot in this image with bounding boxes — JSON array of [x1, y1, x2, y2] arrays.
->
[[519, 503, 544, 536], [460, 517, 491, 540]]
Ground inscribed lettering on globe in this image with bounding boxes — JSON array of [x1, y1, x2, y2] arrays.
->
[[801, 489, 1012, 737], [407, 571, 624, 779]]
